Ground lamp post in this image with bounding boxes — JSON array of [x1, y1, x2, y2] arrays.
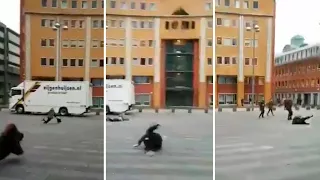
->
[[246, 24, 260, 110], [52, 22, 68, 81]]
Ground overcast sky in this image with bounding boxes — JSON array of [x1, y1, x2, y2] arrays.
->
[[0, 0, 319, 53], [274, 0, 320, 53], [0, 0, 20, 32]]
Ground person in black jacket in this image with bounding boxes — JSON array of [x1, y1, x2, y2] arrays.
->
[[0, 123, 24, 161], [284, 99, 293, 120], [258, 100, 265, 118], [292, 115, 313, 125], [133, 124, 162, 156]]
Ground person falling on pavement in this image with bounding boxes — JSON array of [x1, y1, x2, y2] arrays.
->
[[42, 108, 61, 124], [267, 99, 274, 116], [259, 100, 265, 118], [292, 115, 313, 125]]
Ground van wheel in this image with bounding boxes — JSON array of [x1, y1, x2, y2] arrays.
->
[[106, 106, 110, 115], [59, 107, 68, 116], [16, 105, 24, 114]]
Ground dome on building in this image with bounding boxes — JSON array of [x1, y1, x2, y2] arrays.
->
[[291, 35, 305, 41], [282, 44, 294, 52], [290, 35, 305, 49]]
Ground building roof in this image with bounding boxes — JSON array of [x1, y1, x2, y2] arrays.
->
[[276, 43, 320, 57]]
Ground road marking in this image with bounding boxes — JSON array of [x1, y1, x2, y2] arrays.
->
[[60, 148, 74, 151], [216, 146, 274, 156], [216, 142, 253, 149]]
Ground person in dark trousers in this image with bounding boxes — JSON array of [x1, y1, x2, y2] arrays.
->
[[0, 123, 24, 161], [292, 115, 313, 125], [267, 99, 274, 116], [42, 108, 61, 124], [284, 99, 293, 120], [258, 100, 265, 118]]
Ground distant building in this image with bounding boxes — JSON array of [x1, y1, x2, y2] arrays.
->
[[0, 22, 20, 105], [274, 43, 320, 106]]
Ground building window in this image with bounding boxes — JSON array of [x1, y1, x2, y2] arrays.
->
[[110, 0, 116, 8], [205, 2, 212, 10], [120, 1, 127, 9], [42, 0, 47, 7], [69, 59, 76, 67], [217, 37, 222, 45], [148, 58, 153, 65], [92, 0, 97, 8], [216, 0, 220, 6], [253, 1, 259, 9], [207, 20, 213, 28], [232, 19, 237, 27], [224, 0, 230, 6], [133, 76, 151, 84], [224, 57, 230, 64], [41, 58, 47, 65], [119, 57, 125, 65], [244, 40, 251, 47], [149, 3, 156, 10], [207, 39, 213, 47], [82, 1, 88, 8], [71, 0, 77, 8], [234, 0, 240, 8], [243, 1, 249, 8], [61, 0, 68, 8], [218, 76, 237, 84], [61, 59, 68, 66], [140, 2, 146, 10], [232, 57, 237, 64], [218, 94, 237, 105], [207, 58, 212, 65], [245, 58, 250, 65], [49, 58, 55, 66], [52, 0, 58, 7], [78, 40, 85, 48], [223, 38, 232, 46], [91, 59, 98, 67], [216, 56, 223, 64], [252, 58, 258, 65], [223, 19, 230, 27], [135, 94, 151, 106], [41, 39, 47, 47], [78, 59, 84, 66], [130, 2, 136, 9], [92, 97, 104, 108], [216, 18, 222, 26]]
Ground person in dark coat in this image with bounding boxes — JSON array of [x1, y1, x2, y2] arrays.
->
[[284, 99, 293, 120], [42, 108, 61, 124], [0, 123, 24, 161], [292, 115, 313, 125], [258, 100, 265, 118], [267, 99, 274, 116]]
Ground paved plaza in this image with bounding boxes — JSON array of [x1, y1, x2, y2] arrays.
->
[[0, 111, 103, 180], [216, 109, 320, 180], [106, 111, 213, 180]]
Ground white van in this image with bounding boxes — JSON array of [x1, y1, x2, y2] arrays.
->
[[9, 81, 93, 115], [105, 79, 135, 114]]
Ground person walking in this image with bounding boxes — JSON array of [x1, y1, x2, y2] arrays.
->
[[267, 99, 274, 116], [258, 100, 265, 118]]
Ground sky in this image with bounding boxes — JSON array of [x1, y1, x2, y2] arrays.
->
[[0, 0, 318, 54], [0, 0, 20, 32]]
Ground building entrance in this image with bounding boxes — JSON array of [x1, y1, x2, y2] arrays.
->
[[164, 40, 194, 107]]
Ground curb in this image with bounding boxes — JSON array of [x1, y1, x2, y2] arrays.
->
[[215, 106, 320, 112], [134, 108, 213, 114]]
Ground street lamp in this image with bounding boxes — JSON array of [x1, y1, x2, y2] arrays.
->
[[52, 22, 68, 81], [246, 23, 260, 110]]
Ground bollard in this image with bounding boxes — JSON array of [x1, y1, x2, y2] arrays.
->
[[139, 108, 142, 113], [155, 109, 159, 113], [218, 107, 222, 112], [306, 106, 311, 110], [204, 108, 208, 113], [96, 111, 100, 115], [246, 107, 250, 111], [171, 108, 175, 113], [317, 106, 320, 110], [188, 109, 192, 113], [232, 107, 237, 112]]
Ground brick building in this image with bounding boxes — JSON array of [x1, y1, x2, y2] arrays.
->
[[274, 44, 320, 105]]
